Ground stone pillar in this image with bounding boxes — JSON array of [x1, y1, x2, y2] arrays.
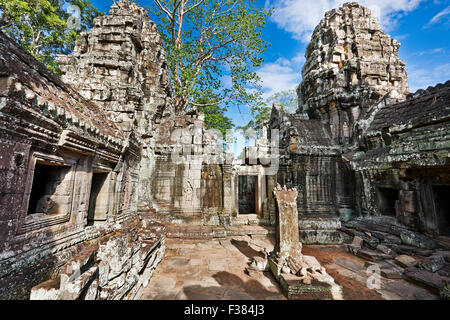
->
[[267, 175, 277, 224], [269, 184, 303, 277], [269, 184, 342, 300], [232, 171, 239, 216], [335, 159, 355, 222], [222, 164, 233, 216], [255, 170, 266, 218]]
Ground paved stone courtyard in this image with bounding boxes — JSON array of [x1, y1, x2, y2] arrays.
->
[[142, 236, 285, 300], [141, 235, 440, 300]]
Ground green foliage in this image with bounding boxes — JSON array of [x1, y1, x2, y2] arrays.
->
[[195, 97, 233, 137], [148, 0, 272, 118], [266, 89, 298, 113], [0, 0, 102, 74], [244, 88, 298, 130]]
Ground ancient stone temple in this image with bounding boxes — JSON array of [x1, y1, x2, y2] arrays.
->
[[0, 0, 236, 299], [265, 2, 423, 245], [353, 83, 450, 234], [299, 2, 409, 147], [55, 0, 175, 213], [0, 0, 174, 299], [0, 0, 449, 301]]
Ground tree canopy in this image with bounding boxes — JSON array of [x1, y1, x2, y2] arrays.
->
[[148, 0, 272, 118], [195, 97, 233, 137], [0, 0, 102, 74], [238, 88, 298, 132]]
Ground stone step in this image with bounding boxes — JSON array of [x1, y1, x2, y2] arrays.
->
[[232, 214, 271, 226], [166, 224, 275, 240]]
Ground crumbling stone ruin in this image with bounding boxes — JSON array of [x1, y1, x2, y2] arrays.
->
[[0, 0, 178, 300], [267, 184, 342, 299], [0, 0, 449, 300], [265, 2, 450, 298], [299, 2, 409, 147], [55, 0, 175, 213]]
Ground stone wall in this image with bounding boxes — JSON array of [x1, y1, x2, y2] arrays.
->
[[150, 114, 233, 225], [0, 28, 143, 299], [352, 81, 450, 236]]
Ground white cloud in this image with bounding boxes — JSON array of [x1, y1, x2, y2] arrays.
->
[[424, 5, 450, 27], [407, 62, 450, 92], [392, 33, 410, 41], [416, 48, 444, 56], [292, 52, 306, 65], [257, 61, 301, 99], [274, 57, 291, 66], [255, 51, 306, 99], [268, 0, 425, 42]]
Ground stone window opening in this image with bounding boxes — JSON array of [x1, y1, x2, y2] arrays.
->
[[87, 171, 110, 226], [433, 185, 450, 236], [27, 162, 72, 216], [376, 187, 399, 216]]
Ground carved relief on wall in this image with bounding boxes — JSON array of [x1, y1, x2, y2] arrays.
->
[[184, 180, 193, 202]]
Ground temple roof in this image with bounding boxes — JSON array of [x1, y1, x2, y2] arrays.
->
[[0, 31, 126, 142], [367, 80, 450, 135]]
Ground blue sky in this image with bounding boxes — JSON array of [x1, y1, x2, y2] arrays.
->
[[90, 0, 450, 154]]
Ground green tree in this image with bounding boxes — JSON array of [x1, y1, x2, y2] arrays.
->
[[0, 0, 102, 74], [243, 88, 298, 130], [148, 0, 271, 115], [235, 125, 257, 147], [266, 89, 297, 113], [195, 96, 233, 137]]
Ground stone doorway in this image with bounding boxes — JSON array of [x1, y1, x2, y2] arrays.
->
[[376, 187, 399, 216], [238, 175, 256, 214], [433, 185, 450, 236]]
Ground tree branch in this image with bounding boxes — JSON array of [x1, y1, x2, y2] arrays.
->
[[184, 0, 207, 13], [152, 0, 175, 21], [188, 98, 231, 107]]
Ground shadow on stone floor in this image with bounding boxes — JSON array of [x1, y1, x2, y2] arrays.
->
[[181, 271, 284, 300], [230, 239, 265, 260]]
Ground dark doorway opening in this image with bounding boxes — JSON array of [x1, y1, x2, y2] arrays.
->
[[88, 172, 109, 225], [376, 187, 399, 216], [238, 175, 256, 214], [28, 163, 70, 215], [433, 185, 450, 236]]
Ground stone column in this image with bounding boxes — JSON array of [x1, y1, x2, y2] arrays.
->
[[266, 174, 277, 224], [269, 184, 303, 277], [268, 184, 342, 300], [255, 170, 266, 217], [222, 164, 233, 216]]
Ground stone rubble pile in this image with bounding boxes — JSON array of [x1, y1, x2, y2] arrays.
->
[[30, 217, 165, 300], [342, 217, 450, 298]]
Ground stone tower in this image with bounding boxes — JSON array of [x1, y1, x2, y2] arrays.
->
[[298, 2, 409, 146], [56, 0, 176, 210], [56, 0, 174, 139]]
